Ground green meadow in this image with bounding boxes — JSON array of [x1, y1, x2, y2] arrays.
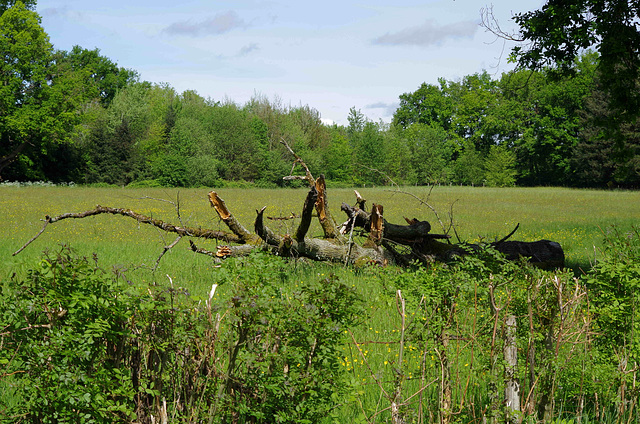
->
[[1, 185, 639, 423], [1, 185, 638, 289]]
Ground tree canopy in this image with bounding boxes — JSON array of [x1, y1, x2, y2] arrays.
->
[[511, 0, 640, 117], [0, 1, 638, 187]]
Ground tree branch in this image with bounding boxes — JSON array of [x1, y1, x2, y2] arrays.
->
[[14, 205, 242, 256]]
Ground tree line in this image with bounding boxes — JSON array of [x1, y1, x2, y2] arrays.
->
[[1, 1, 638, 188]]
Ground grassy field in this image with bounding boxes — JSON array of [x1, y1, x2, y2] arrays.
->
[[1, 185, 638, 293], [1, 184, 639, 422]]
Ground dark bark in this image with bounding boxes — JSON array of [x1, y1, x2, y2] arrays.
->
[[13, 205, 243, 256], [296, 186, 318, 242], [340, 201, 564, 268], [255, 203, 393, 264], [340, 202, 446, 245], [208, 191, 259, 244], [493, 240, 565, 269]]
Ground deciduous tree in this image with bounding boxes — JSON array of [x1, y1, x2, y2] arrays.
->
[[509, 0, 640, 118]]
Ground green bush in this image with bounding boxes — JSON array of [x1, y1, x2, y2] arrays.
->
[[0, 246, 137, 422], [211, 253, 363, 423], [584, 226, 640, 410], [0, 248, 362, 423]]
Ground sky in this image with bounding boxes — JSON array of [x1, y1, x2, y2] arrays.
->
[[35, 0, 544, 126]]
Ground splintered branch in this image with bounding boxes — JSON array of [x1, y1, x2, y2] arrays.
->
[[13, 205, 242, 256], [370, 204, 384, 245], [208, 191, 258, 243], [189, 240, 257, 259], [281, 138, 340, 240], [314, 175, 340, 239], [255, 207, 283, 247], [13, 170, 565, 269], [354, 190, 366, 210]]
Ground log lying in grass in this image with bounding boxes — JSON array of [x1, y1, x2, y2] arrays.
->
[[493, 239, 565, 269], [14, 183, 565, 269]]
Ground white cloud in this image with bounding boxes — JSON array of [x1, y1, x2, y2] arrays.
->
[[372, 19, 478, 47], [365, 102, 399, 119], [163, 10, 247, 36]]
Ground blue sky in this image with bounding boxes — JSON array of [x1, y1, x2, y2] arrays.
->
[[35, 0, 543, 125]]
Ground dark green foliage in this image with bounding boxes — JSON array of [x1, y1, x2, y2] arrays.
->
[[512, 0, 640, 118], [0, 0, 635, 188], [0, 246, 137, 422], [215, 254, 363, 423], [586, 226, 640, 360], [0, 248, 362, 423], [2, 231, 640, 422], [0, 2, 54, 179], [379, 244, 637, 422], [0, 3, 136, 182], [572, 75, 640, 187], [0, 0, 36, 15], [85, 119, 139, 185]]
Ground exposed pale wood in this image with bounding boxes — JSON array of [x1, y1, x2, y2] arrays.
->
[[340, 203, 443, 245], [370, 204, 384, 245], [354, 190, 366, 210], [208, 191, 257, 243], [189, 240, 257, 258], [314, 175, 340, 239], [255, 206, 392, 264], [208, 191, 230, 219]]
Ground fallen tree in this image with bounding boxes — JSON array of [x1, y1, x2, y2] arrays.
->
[[14, 180, 565, 270], [14, 140, 565, 269]]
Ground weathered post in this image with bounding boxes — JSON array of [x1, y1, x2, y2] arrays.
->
[[504, 314, 520, 423]]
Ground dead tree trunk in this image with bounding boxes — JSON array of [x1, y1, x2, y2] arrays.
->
[[254, 204, 393, 264]]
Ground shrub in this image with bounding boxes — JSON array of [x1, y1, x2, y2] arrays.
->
[[211, 253, 363, 423], [0, 246, 137, 422], [0, 248, 362, 423]]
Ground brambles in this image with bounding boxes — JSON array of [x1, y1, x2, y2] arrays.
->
[[0, 247, 361, 423]]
